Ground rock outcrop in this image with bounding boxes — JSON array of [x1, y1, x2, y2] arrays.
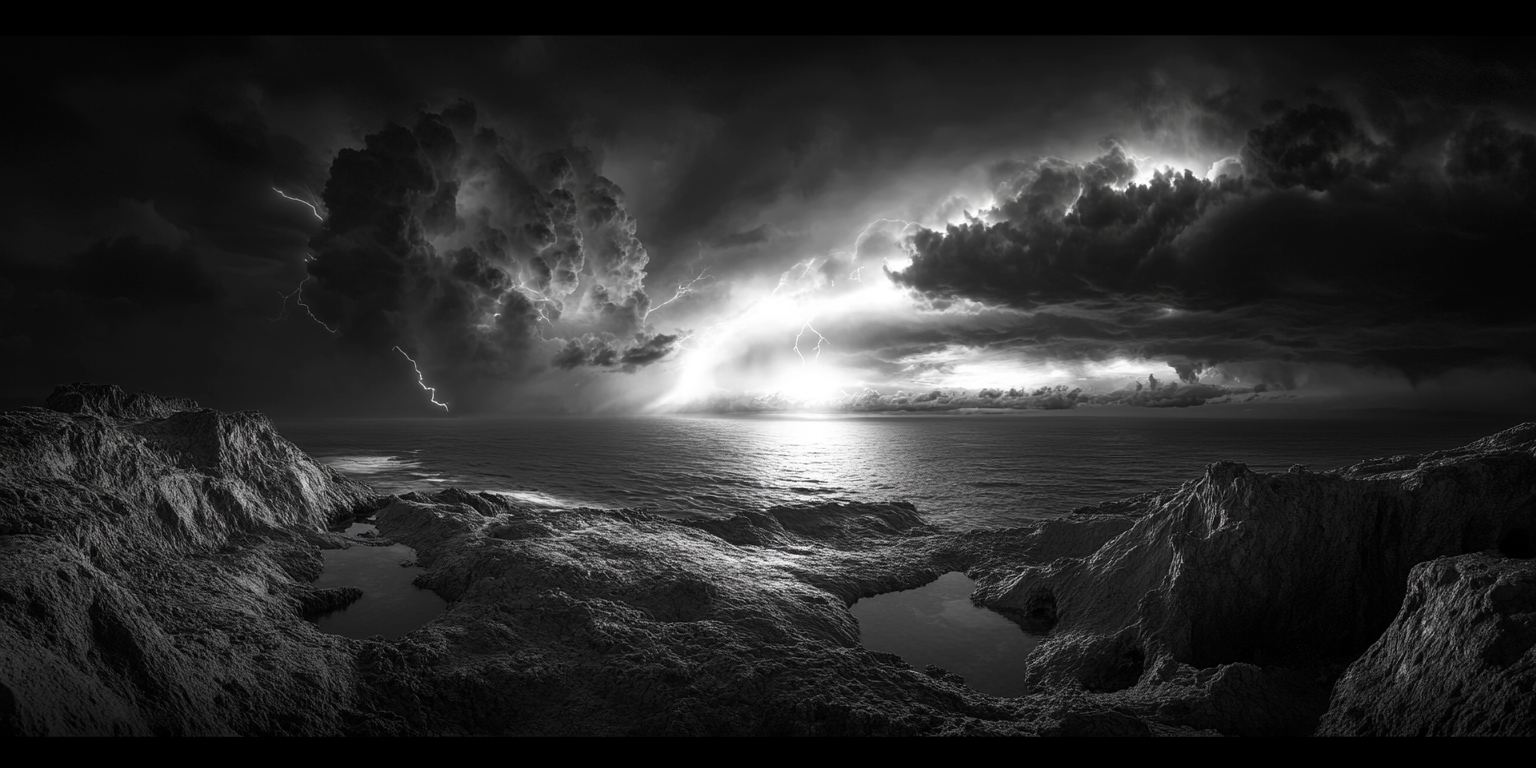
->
[[958, 423, 1536, 734], [3, 384, 1534, 735], [1316, 553, 1536, 736], [43, 382, 200, 421], [0, 385, 377, 735]]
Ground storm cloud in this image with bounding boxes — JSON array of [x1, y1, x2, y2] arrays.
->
[[299, 103, 682, 410], [3, 38, 1533, 415], [888, 104, 1536, 392]]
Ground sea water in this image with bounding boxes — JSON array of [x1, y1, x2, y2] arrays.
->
[[278, 411, 1525, 531]]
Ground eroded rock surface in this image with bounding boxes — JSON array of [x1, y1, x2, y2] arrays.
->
[[3, 384, 1535, 736], [946, 424, 1536, 735], [43, 382, 200, 421], [0, 386, 377, 735], [1316, 553, 1536, 736]]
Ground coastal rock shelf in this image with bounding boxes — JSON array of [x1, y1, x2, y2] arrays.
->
[[2, 383, 1534, 735]]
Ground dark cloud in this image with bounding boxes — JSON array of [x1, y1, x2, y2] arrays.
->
[[891, 104, 1536, 391], [1240, 105, 1393, 190], [3, 38, 1534, 414], [619, 333, 680, 370], [1444, 110, 1536, 194], [299, 104, 680, 410], [550, 331, 679, 373]]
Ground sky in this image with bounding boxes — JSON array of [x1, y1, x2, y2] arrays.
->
[[2, 37, 1534, 417]]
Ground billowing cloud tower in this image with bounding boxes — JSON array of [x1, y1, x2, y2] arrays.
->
[[302, 102, 679, 411]]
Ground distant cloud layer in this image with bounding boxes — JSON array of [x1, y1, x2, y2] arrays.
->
[[680, 375, 1278, 414], [886, 104, 1536, 399]]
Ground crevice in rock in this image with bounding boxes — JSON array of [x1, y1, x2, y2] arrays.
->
[[1084, 646, 1145, 693], [1021, 588, 1058, 631]]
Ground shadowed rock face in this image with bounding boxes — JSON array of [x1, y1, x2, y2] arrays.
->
[[955, 423, 1536, 735], [0, 386, 377, 735], [2, 384, 1535, 736], [1317, 553, 1536, 736]]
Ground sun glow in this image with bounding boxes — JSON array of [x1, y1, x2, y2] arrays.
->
[[653, 256, 912, 410]]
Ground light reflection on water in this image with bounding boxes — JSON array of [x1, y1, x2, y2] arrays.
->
[[278, 413, 1525, 530], [852, 572, 1044, 698]]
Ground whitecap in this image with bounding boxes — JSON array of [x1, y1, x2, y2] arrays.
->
[[493, 489, 591, 509], [324, 455, 421, 475]]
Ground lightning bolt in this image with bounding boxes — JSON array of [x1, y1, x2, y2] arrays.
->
[[511, 281, 559, 340], [849, 217, 927, 274], [851, 217, 918, 249], [793, 319, 829, 364], [273, 272, 337, 334], [273, 187, 324, 221], [772, 260, 818, 297], [645, 268, 713, 319], [393, 346, 449, 412]]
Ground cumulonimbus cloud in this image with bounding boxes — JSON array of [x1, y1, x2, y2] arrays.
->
[[301, 102, 681, 410]]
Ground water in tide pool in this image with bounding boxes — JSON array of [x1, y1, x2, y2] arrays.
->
[[277, 412, 1528, 532], [309, 522, 445, 640], [852, 572, 1044, 697]]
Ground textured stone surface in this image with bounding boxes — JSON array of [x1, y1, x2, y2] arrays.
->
[[944, 425, 1536, 734], [4, 384, 1536, 736], [0, 387, 377, 735], [43, 382, 200, 421], [1316, 553, 1536, 736]]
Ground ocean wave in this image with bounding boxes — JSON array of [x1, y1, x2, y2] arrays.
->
[[323, 455, 421, 475], [492, 489, 592, 509]]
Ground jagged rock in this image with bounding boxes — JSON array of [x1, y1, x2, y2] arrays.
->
[[296, 586, 365, 619], [1316, 553, 1536, 736], [6, 383, 1536, 736], [0, 385, 377, 735], [354, 496, 1026, 735], [956, 423, 1536, 735], [925, 665, 966, 686], [44, 383, 200, 420]]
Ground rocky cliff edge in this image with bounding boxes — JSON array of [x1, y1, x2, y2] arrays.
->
[[2, 385, 1533, 735]]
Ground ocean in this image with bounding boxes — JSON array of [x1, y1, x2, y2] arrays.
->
[[276, 411, 1531, 531]]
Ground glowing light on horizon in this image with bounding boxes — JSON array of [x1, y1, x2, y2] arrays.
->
[[393, 346, 449, 412], [650, 213, 950, 409], [649, 186, 1208, 411]]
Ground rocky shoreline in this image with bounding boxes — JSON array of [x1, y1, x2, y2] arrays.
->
[[2, 383, 1533, 735]]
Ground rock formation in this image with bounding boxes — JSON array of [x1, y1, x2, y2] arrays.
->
[[1316, 553, 1536, 736], [0, 384, 376, 735], [957, 424, 1536, 734], [2, 383, 1533, 735]]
